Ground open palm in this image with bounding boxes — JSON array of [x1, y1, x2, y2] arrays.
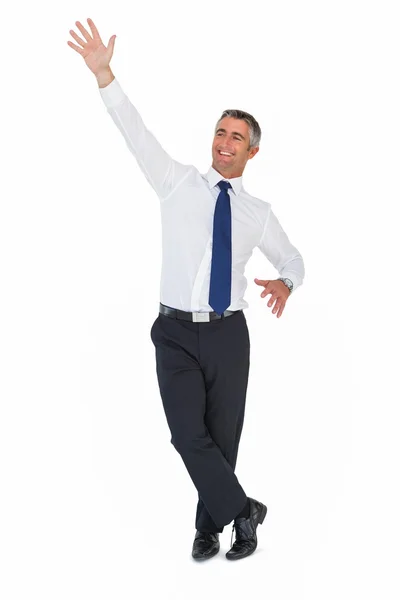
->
[[67, 18, 116, 76]]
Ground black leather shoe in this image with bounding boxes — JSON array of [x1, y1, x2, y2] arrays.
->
[[225, 497, 267, 560], [192, 531, 220, 560]]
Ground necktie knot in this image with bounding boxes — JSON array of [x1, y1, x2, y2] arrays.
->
[[217, 180, 232, 192]]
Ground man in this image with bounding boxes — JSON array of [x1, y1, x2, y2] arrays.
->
[[68, 18, 305, 561]]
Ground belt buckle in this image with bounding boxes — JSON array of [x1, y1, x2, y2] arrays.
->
[[192, 312, 210, 323]]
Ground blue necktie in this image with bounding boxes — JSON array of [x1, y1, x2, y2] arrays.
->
[[209, 180, 232, 314]]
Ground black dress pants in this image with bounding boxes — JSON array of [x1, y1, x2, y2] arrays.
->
[[150, 307, 250, 532]]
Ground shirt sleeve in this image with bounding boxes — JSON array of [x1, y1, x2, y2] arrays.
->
[[257, 206, 305, 293], [99, 78, 192, 201]]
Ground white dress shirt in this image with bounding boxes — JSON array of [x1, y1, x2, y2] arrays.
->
[[99, 78, 305, 313]]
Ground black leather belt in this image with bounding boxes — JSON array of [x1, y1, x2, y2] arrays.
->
[[159, 303, 240, 322]]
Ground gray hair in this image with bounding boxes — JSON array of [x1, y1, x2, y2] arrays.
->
[[215, 109, 262, 150]]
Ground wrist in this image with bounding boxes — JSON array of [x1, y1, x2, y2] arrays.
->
[[277, 277, 293, 294], [96, 68, 115, 88]]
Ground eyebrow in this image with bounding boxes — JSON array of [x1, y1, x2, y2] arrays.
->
[[216, 128, 246, 141]]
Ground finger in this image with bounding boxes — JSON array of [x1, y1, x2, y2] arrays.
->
[[261, 288, 272, 298], [254, 278, 268, 285], [69, 29, 87, 48], [87, 18, 101, 39], [75, 20, 92, 43], [277, 303, 285, 318], [267, 295, 277, 306], [67, 40, 84, 55], [272, 300, 281, 314]]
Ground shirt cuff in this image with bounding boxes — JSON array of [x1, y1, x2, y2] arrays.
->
[[98, 77, 126, 108], [279, 272, 303, 293]]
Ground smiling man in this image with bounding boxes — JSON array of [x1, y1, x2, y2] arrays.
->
[[68, 18, 305, 562]]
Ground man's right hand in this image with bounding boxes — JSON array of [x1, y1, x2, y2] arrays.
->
[[67, 18, 116, 82]]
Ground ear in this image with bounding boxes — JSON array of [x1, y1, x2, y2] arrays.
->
[[248, 147, 259, 160]]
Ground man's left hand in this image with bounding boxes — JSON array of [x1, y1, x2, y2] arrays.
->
[[254, 278, 290, 318]]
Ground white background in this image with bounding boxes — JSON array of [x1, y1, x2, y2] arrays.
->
[[1, 0, 399, 598]]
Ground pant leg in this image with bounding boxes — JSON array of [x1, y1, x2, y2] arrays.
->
[[150, 312, 247, 528], [195, 310, 251, 532]]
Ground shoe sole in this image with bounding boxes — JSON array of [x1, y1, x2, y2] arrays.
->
[[225, 546, 256, 560], [192, 545, 220, 561]]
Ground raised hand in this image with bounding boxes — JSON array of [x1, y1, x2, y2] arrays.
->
[[67, 18, 116, 77], [254, 278, 290, 318]]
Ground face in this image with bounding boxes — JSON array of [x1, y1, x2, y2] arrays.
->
[[211, 117, 259, 179]]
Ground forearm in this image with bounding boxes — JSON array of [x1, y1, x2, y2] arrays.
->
[[98, 76, 190, 200], [258, 207, 305, 293], [278, 255, 305, 292]]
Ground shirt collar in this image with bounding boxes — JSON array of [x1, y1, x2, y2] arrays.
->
[[204, 166, 243, 196]]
